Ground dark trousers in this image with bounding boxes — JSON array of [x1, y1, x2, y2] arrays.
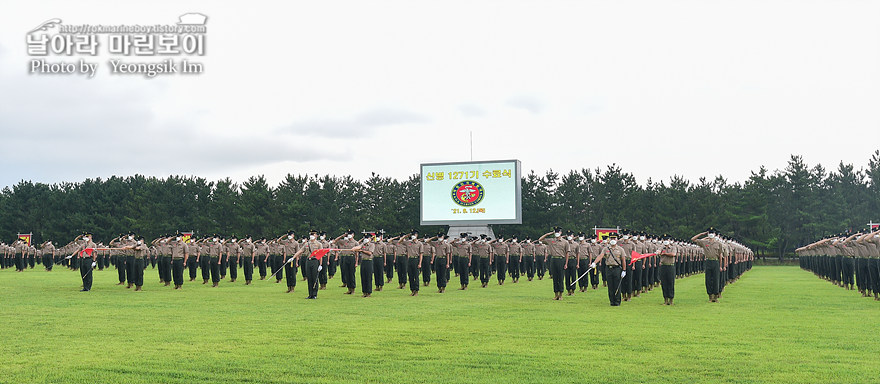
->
[[319, 258, 328, 285], [117, 256, 127, 283], [479, 258, 491, 284], [133, 258, 145, 287], [421, 257, 432, 284], [621, 260, 633, 295], [42, 255, 53, 270], [509, 257, 521, 281], [660, 265, 675, 299], [458, 257, 470, 286], [80, 260, 93, 290], [160, 256, 172, 283], [306, 258, 319, 298], [606, 266, 622, 306], [172, 258, 185, 286], [436, 258, 448, 288], [407, 258, 420, 291], [577, 259, 589, 289], [494, 256, 507, 282], [200, 257, 211, 281], [272, 255, 284, 281], [210, 258, 221, 283], [384, 257, 394, 280], [328, 258, 337, 278], [564, 259, 577, 290], [360, 259, 373, 294], [229, 257, 239, 281], [284, 258, 298, 287], [870, 259, 880, 293], [300, 256, 308, 280], [126, 256, 135, 284], [258, 258, 267, 278], [341, 255, 356, 289], [856, 258, 868, 291], [589, 263, 600, 287], [524, 256, 535, 279], [536, 257, 546, 278], [633, 260, 644, 291], [373, 256, 385, 287], [14, 254, 24, 271], [186, 256, 199, 280], [550, 258, 565, 293], [396, 257, 408, 285], [470, 258, 479, 279], [705, 259, 720, 295], [243, 257, 254, 281]]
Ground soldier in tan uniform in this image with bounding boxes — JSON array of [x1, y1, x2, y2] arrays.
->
[[73, 233, 98, 291], [392, 233, 408, 289], [333, 230, 359, 294], [588, 237, 602, 289], [522, 236, 535, 281], [574, 232, 591, 293], [656, 235, 678, 305], [239, 236, 256, 285], [224, 237, 241, 282], [454, 233, 473, 289], [41, 241, 56, 271], [592, 234, 625, 306], [618, 230, 636, 301], [508, 235, 523, 284], [692, 228, 723, 302], [356, 234, 376, 297], [169, 233, 189, 289], [372, 232, 387, 292], [472, 234, 493, 288], [281, 231, 299, 292], [540, 227, 570, 300], [490, 234, 509, 286], [398, 230, 425, 296]]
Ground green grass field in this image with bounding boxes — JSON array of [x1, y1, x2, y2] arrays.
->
[[0, 265, 877, 384]]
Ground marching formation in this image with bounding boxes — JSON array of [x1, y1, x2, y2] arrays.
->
[[1, 227, 754, 305], [797, 229, 880, 300]]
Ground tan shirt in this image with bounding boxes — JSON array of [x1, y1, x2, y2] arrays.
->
[[696, 238, 723, 260]]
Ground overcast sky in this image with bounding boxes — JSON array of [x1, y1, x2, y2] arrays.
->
[[1, 0, 878, 190]]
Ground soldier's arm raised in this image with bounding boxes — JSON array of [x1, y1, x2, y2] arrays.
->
[[537, 232, 553, 243], [691, 232, 707, 242]]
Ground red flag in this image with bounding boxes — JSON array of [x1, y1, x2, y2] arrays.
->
[[309, 248, 345, 260], [630, 250, 656, 265], [18, 233, 32, 246], [79, 247, 110, 257]]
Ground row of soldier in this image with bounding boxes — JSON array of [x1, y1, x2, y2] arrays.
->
[[2, 226, 753, 304], [796, 229, 880, 300]]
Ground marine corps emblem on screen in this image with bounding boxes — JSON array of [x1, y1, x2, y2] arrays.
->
[[451, 180, 484, 207]]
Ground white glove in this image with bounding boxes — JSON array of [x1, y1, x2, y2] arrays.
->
[[318, 265, 323, 272], [65, 255, 73, 260], [91, 262, 97, 268], [589, 263, 596, 269], [286, 257, 295, 264], [621, 271, 626, 278]]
